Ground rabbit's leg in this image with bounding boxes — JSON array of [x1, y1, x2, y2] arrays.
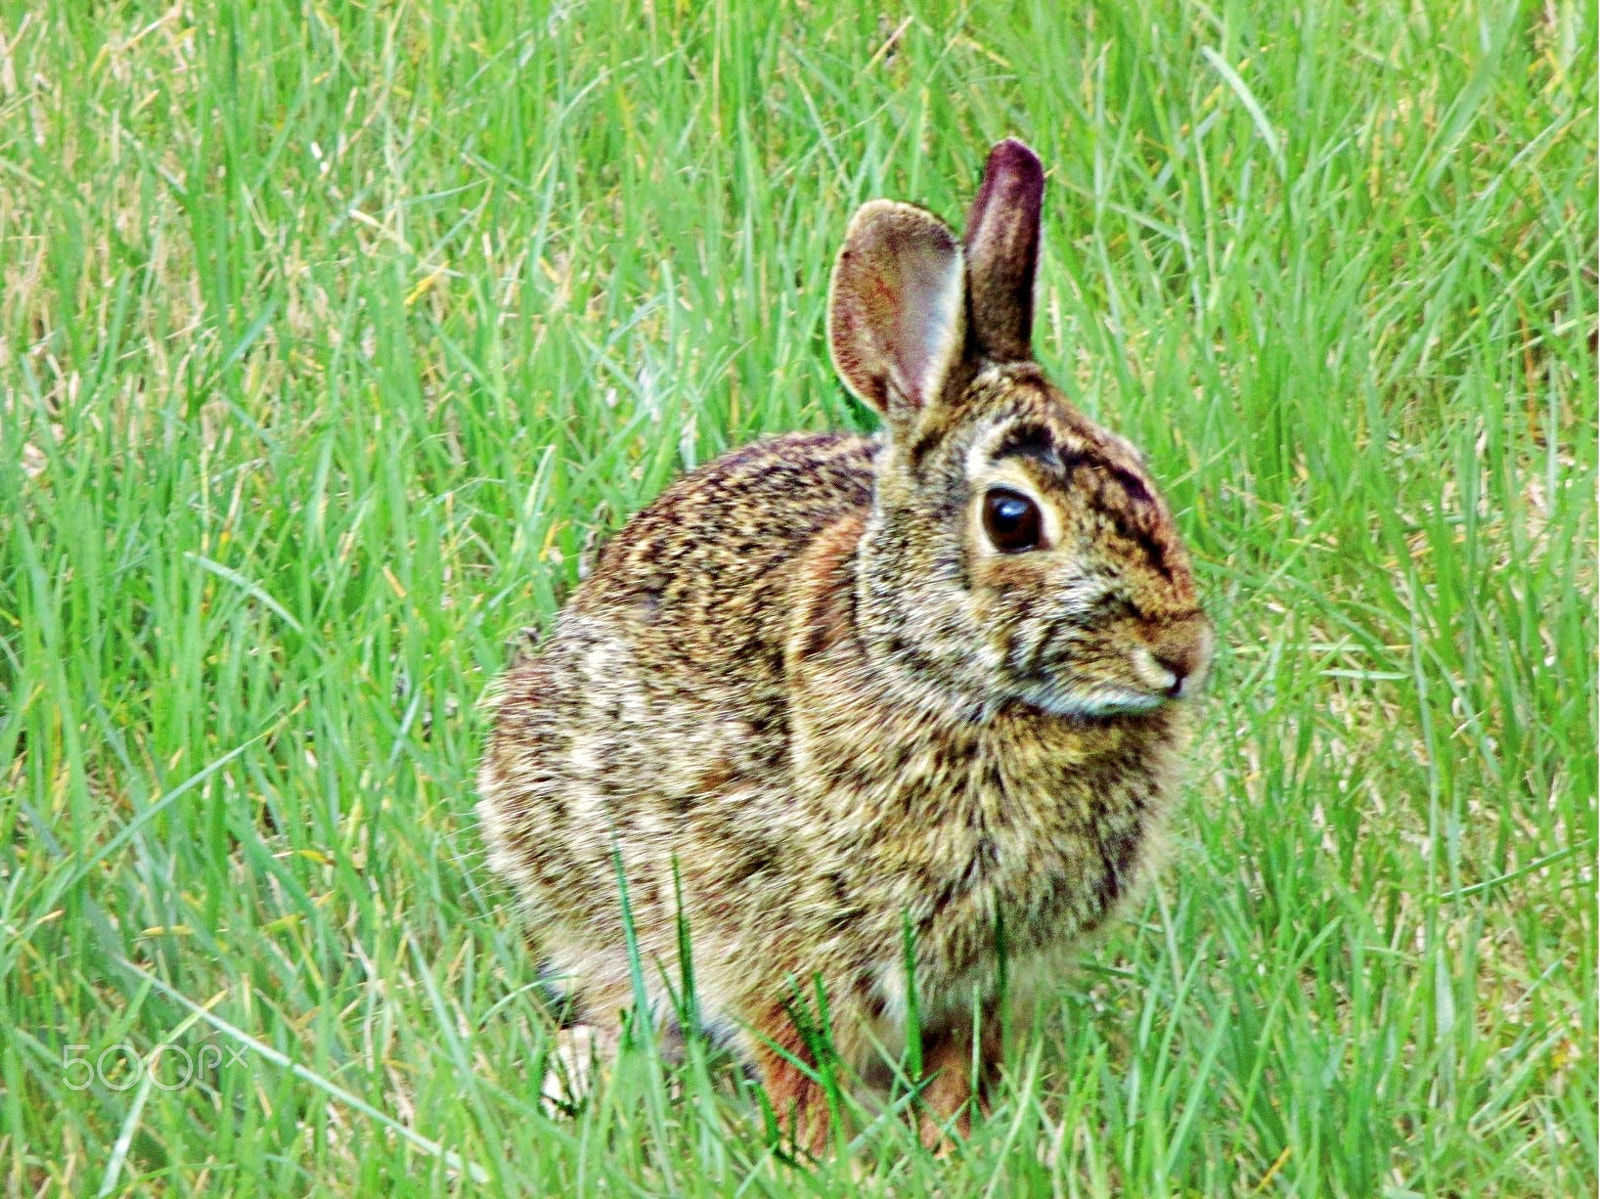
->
[[540, 1022, 619, 1113], [537, 961, 630, 1114], [750, 1006, 837, 1158], [916, 1018, 1003, 1152], [537, 974, 693, 1113]]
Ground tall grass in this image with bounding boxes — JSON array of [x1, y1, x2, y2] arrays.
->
[[1, 0, 1594, 1193]]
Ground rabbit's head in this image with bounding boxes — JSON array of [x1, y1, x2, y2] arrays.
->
[[828, 139, 1212, 720]]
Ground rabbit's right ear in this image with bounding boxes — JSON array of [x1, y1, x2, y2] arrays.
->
[[828, 200, 965, 426], [963, 139, 1044, 363]]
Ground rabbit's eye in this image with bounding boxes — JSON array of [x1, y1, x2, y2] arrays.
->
[[983, 487, 1042, 553]]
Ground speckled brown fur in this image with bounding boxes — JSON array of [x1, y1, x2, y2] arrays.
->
[[477, 140, 1212, 1154]]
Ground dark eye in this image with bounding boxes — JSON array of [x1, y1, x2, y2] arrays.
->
[[983, 487, 1042, 553]]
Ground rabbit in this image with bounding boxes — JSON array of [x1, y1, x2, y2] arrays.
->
[[477, 138, 1213, 1154]]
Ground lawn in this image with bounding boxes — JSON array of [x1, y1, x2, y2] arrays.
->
[[1, 0, 1594, 1194]]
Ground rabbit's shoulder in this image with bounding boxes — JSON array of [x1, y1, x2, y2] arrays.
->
[[569, 431, 877, 687]]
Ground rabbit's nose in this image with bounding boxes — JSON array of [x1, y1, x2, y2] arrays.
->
[[1149, 621, 1213, 699], [1153, 650, 1193, 698]]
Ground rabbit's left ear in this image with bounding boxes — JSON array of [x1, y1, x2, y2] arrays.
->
[[964, 138, 1044, 363], [828, 200, 966, 425]]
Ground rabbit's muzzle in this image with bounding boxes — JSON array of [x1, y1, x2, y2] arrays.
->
[[1136, 614, 1214, 701]]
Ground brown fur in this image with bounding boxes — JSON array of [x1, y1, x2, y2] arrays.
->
[[477, 140, 1213, 1154]]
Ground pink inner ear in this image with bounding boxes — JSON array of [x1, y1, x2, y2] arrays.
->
[[885, 235, 965, 411], [829, 202, 966, 419]]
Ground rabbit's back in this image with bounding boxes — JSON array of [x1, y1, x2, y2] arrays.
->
[[575, 431, 875, 688], [477, 431, 876, 963]]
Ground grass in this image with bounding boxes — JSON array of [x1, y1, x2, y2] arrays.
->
[[1, 0, 1594, 1193]]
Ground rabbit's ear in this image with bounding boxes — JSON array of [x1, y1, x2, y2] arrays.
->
[[963, 138, 1044, 363], [828, 200, 966, 422]]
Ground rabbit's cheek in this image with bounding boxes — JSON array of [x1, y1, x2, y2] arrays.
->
[[968, 553, 1052, 612]]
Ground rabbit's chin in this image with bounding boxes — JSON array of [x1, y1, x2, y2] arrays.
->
[[1011, 680, 1171, 720]]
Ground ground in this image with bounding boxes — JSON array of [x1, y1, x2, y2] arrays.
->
[[0, 0, 1594, 1194]]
